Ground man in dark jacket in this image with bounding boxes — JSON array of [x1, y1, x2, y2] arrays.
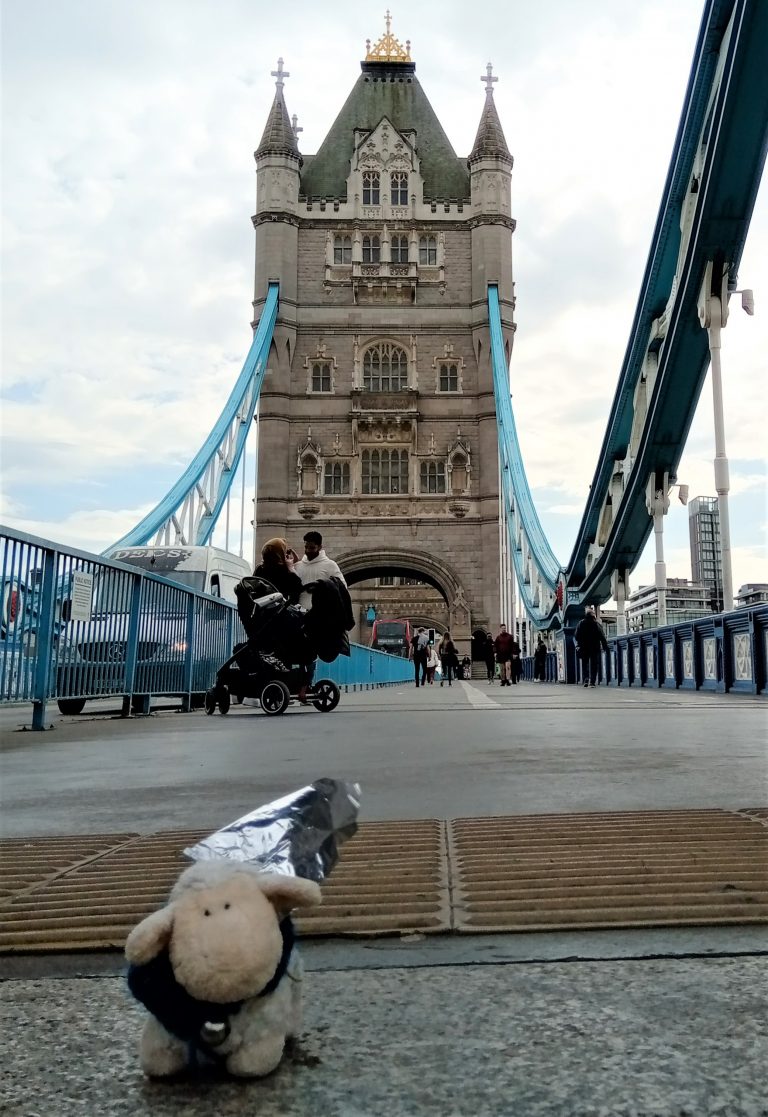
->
[[493, 624, 515, 686], [574, 608, 609, 687]]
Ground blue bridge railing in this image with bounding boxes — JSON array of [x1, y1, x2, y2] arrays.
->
[[522, 605, 768, 694], [0, 527, 411, 728]]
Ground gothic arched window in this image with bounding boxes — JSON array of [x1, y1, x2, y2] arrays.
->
[[419, 236, 437, 265], [333, 235, 351, 264], [390, 171, 408, 205], [363, 342, 408, 392], [362, 171, 380, 206], [324, 462, 350, 495], [420, 461, 446, 494], [391, 235, 409, 264], [311, 362, 332, 392], [362, 448, 409, 495], [438, 362, 459, 392], [362, 235, 380, 264]]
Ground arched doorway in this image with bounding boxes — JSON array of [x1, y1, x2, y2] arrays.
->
[[471, 628, 490, 662], [336, 547, 472, 653]]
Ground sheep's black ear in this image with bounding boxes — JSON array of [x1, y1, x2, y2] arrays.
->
[[256, 874, 322, 913], [124, 905, 175, 964]]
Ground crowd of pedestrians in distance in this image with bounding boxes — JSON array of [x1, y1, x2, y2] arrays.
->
[[408, 606, 610, 690]]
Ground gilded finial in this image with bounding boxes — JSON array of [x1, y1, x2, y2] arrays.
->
[[481, 62, 498, 94], [365, 11, 412, 62]]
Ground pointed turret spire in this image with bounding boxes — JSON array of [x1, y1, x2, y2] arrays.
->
[[255, 58, 302, 163], [468, 62, 512, 165]]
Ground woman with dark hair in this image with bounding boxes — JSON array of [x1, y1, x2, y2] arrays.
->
[[438, 630, 458, 687], [253, 537, 302, 604]]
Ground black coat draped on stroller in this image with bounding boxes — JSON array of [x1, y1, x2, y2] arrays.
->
[[204, 574, 354, 716]]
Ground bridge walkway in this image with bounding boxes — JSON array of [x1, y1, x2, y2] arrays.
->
[[2, 682, 766, 1115]]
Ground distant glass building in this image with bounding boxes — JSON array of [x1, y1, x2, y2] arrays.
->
[[688, 496, 723, 611]]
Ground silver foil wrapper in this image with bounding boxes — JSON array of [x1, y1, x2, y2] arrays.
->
[[182, 778, 361, 883]]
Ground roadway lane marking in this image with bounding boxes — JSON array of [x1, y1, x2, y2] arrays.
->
[[460, 681, 500, 708]]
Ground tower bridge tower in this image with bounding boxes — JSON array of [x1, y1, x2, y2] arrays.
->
[[253, 20, 515, 650]]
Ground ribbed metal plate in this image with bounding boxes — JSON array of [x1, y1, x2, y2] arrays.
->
[[0, 820, 449, 952], [0, 830, 203, 952], [0, 833, 139, 901], [1, 811, 765, 952], [450, 810, 768, 932], [297, 819, 449, 936]]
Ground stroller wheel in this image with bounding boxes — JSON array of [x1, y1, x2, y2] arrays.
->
[[312, 679, 341, 713], [260, 679, 290, 716], [204, 689, 217, 716], [218, 687, 231, 715]]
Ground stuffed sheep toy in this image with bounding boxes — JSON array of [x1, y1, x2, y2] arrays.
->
[[125, 860, 321, 1078]]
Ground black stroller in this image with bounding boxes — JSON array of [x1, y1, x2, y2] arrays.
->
[[204, 576, 343, 716]]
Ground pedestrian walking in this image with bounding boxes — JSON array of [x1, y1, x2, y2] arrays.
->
[[410, 627, 430, 688], [294, 530, 346, 611], [426, 643, 440, 685], [574, 608, 609, 687], [533, 636, 548, 682], [438, 630, 458, 686], [484, 632, 496, 682], [510, 636, 522, 684], [293, 530, 347, 701], [493, 624, 515, 686]]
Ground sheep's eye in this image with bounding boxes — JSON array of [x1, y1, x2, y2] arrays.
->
[[204, 909, 210, 917], [224, 902, 231, 910]]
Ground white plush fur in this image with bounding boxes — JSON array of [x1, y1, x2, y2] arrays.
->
[[125, 862, 321, 1078]]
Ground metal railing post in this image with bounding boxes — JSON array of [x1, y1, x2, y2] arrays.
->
[[181, 594, 197, 711], [121, 575, 143, 717], [31, 547, 57, 730]]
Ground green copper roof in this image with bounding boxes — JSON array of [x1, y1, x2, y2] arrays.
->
[[300, 63, 470, 201]]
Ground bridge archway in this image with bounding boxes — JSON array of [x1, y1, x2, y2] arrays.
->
[[336, 547, 472, 647]]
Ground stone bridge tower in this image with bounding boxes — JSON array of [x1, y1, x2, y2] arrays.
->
[[252, 22, 515, 651]]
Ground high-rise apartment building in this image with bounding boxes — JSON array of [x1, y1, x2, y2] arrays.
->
[[688, 496, 723, 611]]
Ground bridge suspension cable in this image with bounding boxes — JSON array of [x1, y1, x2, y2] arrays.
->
[[107, 283, 279, 552], [488, 284, 561, 626]]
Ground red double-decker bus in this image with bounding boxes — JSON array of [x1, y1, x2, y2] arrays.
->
[[370, 617, 412, 657]]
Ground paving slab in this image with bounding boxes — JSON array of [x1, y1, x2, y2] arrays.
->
[[2, 956, 766, 1117]]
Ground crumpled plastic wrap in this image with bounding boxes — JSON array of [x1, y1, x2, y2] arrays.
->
[[182, 778, 361, 883]]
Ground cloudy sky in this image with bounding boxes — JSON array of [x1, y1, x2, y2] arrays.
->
[[2, 0, 766, 598]]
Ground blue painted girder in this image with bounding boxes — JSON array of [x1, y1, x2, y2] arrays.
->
[[567, 0, 768, 611]]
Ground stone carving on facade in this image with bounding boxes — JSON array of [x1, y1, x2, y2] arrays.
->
[[447, 429, 472, 494], [296, 428, 322, 498], [352, 335, 361, 387], [450, 585, 470, 626]]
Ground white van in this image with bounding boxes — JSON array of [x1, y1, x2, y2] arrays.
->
[[106, 546, 251, 601]]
